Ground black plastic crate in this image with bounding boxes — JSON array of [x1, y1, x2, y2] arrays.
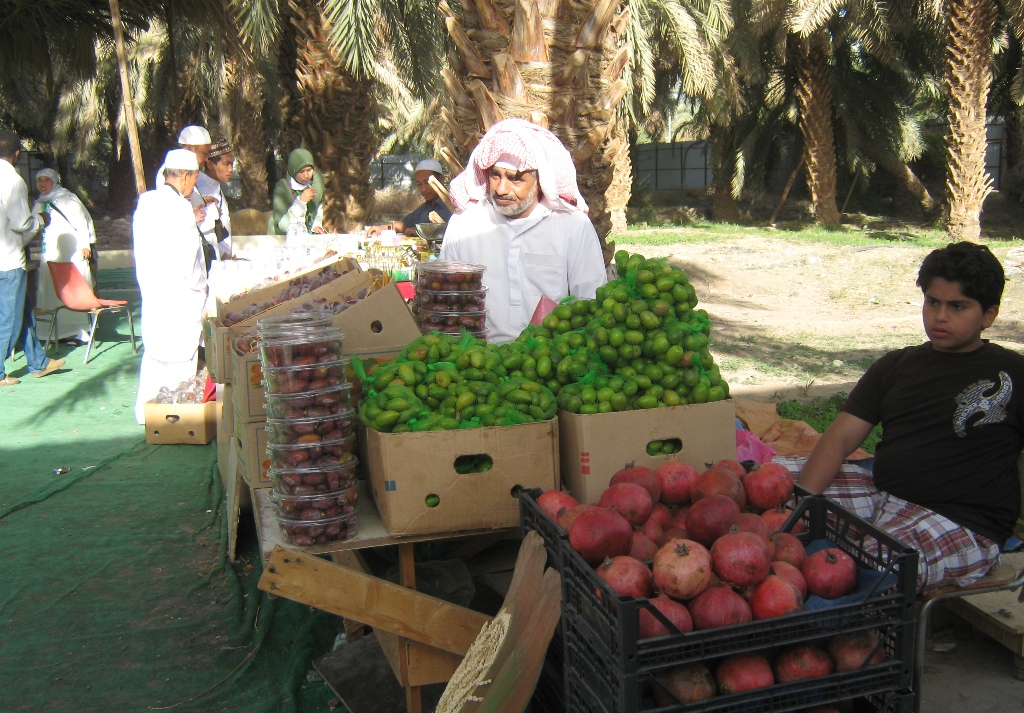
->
[[519, 488, 919, 683], [528, 623, 566, 713], [563, 621, 912, 713]]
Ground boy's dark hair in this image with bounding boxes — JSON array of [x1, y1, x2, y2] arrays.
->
[[917, 241, 1004, 311], [0, 130, 21, 160]]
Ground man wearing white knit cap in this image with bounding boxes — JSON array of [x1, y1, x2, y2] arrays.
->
[[439, 119, 606, 343], [133, 148, 209, 423], [367, 158, 452, 237]]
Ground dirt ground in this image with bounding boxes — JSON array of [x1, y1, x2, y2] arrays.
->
[[617, 236, 1024, 403]]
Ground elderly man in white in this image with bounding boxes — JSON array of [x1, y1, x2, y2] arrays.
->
[[133, 149, 209, 423], [439, 119, 607, 343]]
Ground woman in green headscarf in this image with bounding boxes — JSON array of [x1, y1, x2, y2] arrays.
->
[[269, 148, 327, 235]]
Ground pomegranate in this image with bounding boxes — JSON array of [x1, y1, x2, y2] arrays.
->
[[653, 663, 716, 705], [772, 532, 807, 569], [598, 483, 653, 527], [744, 462, 795, 510], [652, 539, 713, 600], [536, 490, 579, 521], [827, 630, 886, 671], [568, 507, 633, 566], [711, 531, 772, 587], [596, 555, 653, 598], [715, 653, 774, 694], [609, 463, 661, 502], [689, 585, 752, 630], [557, 503, 597, 533], [684, 495, 741, 548], [639, 517, 663, 542], [655, 460, 700, 505], [648, 502, 673, 529], [769, 561, 808, 598], [639, 594, 693, 638], [629, 531, 659, 561], [657, 527, 689, 548], [760, 504, 807, 534], [802, 548, 858, 599], [773, 644, 834, 682], [749, 573, 803, 620], [691, 468, 746, 508], [665, 512, 690, 532], [727, 512, 772, 544], [712, 459, 747, 481]]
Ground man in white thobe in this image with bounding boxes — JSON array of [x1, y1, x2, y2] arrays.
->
[[439, 119, 606, 343], [133, 149, 209, 423], [195, 138, 234, 262]]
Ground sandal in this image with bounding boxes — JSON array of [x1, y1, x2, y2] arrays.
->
[[0, 376, 19, 386]]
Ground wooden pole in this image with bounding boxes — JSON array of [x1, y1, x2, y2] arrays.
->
[[767, 154, 805, 227], [840, 171, 859, 215], [109, 0, 147, 194]]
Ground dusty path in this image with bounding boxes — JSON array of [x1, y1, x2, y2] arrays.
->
[[619, 237, 1024, 401]]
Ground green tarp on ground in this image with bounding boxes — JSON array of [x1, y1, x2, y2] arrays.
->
[[0, 278, 346, 712]]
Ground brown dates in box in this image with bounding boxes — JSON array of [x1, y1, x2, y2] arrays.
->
[[262, 357, 350, 395], [264, 383, 353, 419], [271, 483, 358, 521], [413, 288, 487, 313], [414, 260, 485, 292], [266, 410, 356, 444], [411, 307, 487, 334], [277, 510, 359, 546], [270, 460, 359, 495], [266, 433, 357, 469], [259, 337, 344, 369]]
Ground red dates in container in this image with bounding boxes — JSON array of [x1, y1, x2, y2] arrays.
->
[[411, 307, 487, 334], [262, 357, 349, 395], [260, 338, 344, 368], [278, 510, 358, 546], [413, 288, 487, 313], [266, 410, 355, 443], [266, 433, 357, 469], [414, 261, 485, 292], [264, 383, 353, 419], [271, 483, 358, 520], [271, 461, 359, 495]]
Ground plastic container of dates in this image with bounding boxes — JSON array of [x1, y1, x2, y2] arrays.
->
[[271, 460, 359, 495], [266, 433, 358, 469], [262, 356, 350, 395], [259, 330, 345, 369], [414, 260, 486, 292], [276, 510, 358, 546], [264, 383, 353, 419], [413, 287, 487, 312], [266, 409, 356, 443], [257, 312, 334, 333], [412, 307, 487, 334], [271, 483, 358, 520]]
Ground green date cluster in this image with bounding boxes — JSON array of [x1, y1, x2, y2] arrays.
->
[[358, 251, 729, 432]]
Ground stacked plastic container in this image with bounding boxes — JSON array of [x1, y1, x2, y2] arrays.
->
[[258, 312, 360, 546], [411, 261, 488, 339]]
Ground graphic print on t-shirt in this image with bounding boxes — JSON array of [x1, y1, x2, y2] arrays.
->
[[953, 371, 1012, 437]]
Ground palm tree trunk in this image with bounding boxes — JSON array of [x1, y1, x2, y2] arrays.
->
[[436, 0, 631, 264], [710, 125, 740, 222], [944, 0, 997, 241], [224, 37, 270, 210], [796, 32, 840, 227], [858, 137, 939, 219], [280, 0, 377, 230]]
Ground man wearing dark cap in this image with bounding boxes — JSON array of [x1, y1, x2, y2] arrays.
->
[[195, 138, 234, 262]]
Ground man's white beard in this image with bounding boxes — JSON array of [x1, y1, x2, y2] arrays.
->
[[489, 181, 539, 217]]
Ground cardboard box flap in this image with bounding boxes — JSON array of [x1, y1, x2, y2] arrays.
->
[[334, 282, 422, 357]]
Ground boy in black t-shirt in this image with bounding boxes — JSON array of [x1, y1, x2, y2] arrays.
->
[[798, 242, 1024, 595]]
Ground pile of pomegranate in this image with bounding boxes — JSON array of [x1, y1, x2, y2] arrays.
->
[[536, 459, 883, 705]]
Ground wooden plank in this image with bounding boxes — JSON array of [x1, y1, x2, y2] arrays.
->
[[376, 631, 464, 687], [945, 591, 1024, 655], [330, 550, 371, 641], [258, 547, 490, 656]]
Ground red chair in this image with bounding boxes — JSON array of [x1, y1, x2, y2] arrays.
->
[[45, 262, 138, 364]]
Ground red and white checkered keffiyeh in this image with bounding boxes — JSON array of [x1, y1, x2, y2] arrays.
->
[[449, 118, 589, 215]]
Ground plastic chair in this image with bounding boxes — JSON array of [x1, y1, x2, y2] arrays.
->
[[44, 261, 138, 364]]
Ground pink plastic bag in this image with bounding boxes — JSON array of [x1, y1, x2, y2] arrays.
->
[[530, 295, 559, 325], [736, 428, 776, 464]]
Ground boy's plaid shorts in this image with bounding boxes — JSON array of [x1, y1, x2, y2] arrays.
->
[[773, 456, 1000, 597]]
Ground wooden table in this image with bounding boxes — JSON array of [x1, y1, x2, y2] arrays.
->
[[253, 482, 517, 712]]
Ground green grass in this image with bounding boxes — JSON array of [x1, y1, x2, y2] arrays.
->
[[775, 392, 882, 454], [620, 221, 952, 250]]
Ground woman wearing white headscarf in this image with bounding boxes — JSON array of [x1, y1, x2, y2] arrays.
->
[[32, 169, 97, 344]]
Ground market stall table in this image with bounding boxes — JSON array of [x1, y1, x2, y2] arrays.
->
[[253, 482, 519, 713]]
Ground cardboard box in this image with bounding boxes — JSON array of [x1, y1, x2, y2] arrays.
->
[[203, 318, 233, 384], [234, 407, 270, 488], [231, 349, 265, 423], [557, 399, 738, 505], [145, 400, 219, 445], [216, 255, 359, 324], [217, 386, 235, 492], [365, 419, 560, 536]]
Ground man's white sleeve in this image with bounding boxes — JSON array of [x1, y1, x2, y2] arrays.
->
[[567, 218, 607, 298], [8, 179, 41, 244]]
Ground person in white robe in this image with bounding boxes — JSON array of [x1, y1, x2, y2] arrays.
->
[[133, 149, 209, 424], [32, 169, 97, 344], [439, 119, 607, 343]]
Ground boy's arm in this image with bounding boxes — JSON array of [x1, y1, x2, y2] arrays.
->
[[798, 412, 876, 493]]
